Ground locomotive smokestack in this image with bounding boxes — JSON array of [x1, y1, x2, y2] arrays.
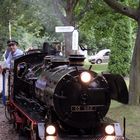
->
[[69, 54, 85, 66]]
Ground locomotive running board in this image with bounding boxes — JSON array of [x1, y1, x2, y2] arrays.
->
[[102, 73, 129, 104]]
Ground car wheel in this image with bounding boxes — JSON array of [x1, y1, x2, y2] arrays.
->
[[96, 59, 102, 64]]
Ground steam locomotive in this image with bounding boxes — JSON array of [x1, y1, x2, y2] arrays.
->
[[4, 49, 129, 140]]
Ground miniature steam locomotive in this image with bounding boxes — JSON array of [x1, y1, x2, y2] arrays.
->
[[4, 50, 129, 140]]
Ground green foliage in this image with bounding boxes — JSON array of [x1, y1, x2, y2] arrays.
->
[[0, 0, 33, 51], [79, 1, 115, 54], [108, 15, 133, 76], [0, 0, 61, 54], [0, 0, 136, 70]]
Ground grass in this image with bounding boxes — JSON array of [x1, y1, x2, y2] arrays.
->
[[107, 101, 140, 140], [84, 60, 108, 73], [84, 61, 140, 140], [84, 60, 129, 86]]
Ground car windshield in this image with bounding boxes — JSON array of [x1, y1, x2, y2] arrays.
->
[[96, 50, 110, 56]]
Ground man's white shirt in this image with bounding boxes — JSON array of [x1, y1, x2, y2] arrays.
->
[[5, 49, 23, 68]]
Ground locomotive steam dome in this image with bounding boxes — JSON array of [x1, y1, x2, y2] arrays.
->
[[35, 60, 111, 129]]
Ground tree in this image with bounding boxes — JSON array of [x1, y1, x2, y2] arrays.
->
[[51, 0, 95, 56], [108, 14, 133, 76], [79, 1, 133, 77], [0, 0, 50, 52], [0, 0, 36, 51], [79, 1, 114, 54], [103, 0, 140, 104]]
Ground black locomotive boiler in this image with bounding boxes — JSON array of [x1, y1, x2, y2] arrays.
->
[[5, 51, 129, 140]]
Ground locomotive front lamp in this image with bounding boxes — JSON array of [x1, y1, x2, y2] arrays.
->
[[46, 125, 56, 135], [80, 71, 91, 83], [105, 136, 115, 140], [105, 125, 115, 135], [46, 136, 57, 140]]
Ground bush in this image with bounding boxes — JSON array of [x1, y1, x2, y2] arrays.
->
[[108, 16, 132, 76]]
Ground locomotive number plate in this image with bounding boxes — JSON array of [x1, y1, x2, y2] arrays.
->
[[71, 105, 104, 112]]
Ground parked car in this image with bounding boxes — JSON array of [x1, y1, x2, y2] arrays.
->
[[88, 49, 111, 64]]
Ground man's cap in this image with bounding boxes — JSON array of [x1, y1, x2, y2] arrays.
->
[[7, 40, 18, 46]]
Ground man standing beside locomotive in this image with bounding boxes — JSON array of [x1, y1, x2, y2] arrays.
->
[[0, 40, 23, 99], [5, 40, 23, 69], [0, 40, 24, 72]]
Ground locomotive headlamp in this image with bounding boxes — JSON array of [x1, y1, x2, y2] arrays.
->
[[105, 136, 115, 140], [46, 125, 56, 135], [105, 125, 115, 135], [46, 136, 57, 140], [80, 71, 91, 83]]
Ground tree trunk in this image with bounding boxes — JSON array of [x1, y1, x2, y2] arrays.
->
[[129, 22, 140, 104], [64, 32, 73, 56]]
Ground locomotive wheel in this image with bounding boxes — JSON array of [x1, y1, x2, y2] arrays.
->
[[5, 103, 13, 122]]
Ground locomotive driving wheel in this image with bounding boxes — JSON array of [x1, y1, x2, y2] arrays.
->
[[5, 104, 19, 131], [5, 102, 13, 122]]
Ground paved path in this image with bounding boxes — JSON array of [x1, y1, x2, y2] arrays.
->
[[0, 74, 19, 139], [0, 103, 19, 140], [0, 74, 26, 139]]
